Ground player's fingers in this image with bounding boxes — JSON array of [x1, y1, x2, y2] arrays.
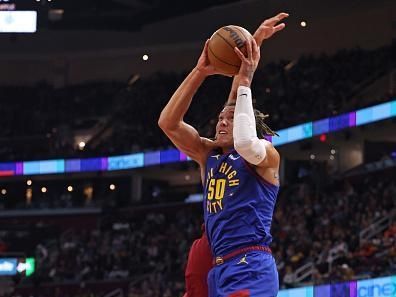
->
[[264, 12, 289, 27], [245, 39, 252, 58], [270, 12, 289, 24], [276, 12, 289, 21], [274, 23, 286, 32], [251, 38, 260, 60], [201, 39, 209, 54], [234, 47, 246, 61]]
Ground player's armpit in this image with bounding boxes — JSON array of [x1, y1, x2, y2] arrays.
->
[[159, 121, 214, 166]]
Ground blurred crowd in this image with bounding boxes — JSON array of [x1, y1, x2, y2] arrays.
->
[[0, 45, 393, 161], [1, 167, 394, 297], [273, 171, 396, 287], [0, 44, 395, 297]]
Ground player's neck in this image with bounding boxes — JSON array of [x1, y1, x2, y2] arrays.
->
[[221, 146, 234, 155]]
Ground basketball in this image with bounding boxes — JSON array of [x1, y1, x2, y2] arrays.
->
[[207, 25, 253, 75]]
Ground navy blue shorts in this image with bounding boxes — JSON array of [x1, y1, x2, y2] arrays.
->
[[207, 251, 279, 297]]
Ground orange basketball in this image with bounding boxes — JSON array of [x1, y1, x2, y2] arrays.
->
[[207, 25, 253, 75]]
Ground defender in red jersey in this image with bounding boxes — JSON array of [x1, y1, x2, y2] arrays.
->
[[184, 231, 213, 297]]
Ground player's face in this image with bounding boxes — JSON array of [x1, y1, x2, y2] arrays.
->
[[215, 106, 234, 148]]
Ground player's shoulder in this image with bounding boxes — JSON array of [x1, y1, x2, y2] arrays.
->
[[201, 137, 216, 147], [194, 137, 219, 166]]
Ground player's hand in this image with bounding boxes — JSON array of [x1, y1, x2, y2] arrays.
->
[[234, 38, 260, 87], [253, 12, 289, 47], [195, 39, 224, 76]]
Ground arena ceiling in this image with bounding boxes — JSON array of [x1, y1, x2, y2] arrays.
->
[[44, 0, 242, 31]]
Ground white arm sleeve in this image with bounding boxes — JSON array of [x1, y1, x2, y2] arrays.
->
[[233, 86, 270, 165]]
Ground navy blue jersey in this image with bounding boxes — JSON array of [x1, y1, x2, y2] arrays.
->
[[203, 150, 279, 256]]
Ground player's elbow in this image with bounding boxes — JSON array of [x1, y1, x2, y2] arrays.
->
[[158, 113, 175, 132], [158, 115, 167, 130]]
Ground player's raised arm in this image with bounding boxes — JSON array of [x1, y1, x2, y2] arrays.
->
[[227, 12, 289, 105], [233, 38, 280, 170], [158, 40, 221, 166]]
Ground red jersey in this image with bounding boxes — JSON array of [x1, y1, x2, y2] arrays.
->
[[184, 231, 213, 297]]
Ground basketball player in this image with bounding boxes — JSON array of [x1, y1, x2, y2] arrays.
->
[[160, 13, 288, 297], [183, 228, 212, 297]]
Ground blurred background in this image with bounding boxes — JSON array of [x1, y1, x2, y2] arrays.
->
[[0, 0, 395, 296]]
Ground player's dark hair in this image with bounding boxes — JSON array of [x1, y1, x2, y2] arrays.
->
[[224, 102, 279, 138], [254, 109, 279, 137]]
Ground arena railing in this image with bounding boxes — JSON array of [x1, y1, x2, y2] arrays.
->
[[292, 209, 395, 286], [291, 242, 348, 285], [293, 262, 315, 284], [359, 209, 396, 243], [103, 288, 123, 297]]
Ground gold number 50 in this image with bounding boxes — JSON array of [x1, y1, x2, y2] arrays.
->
[[207, 179, 226, 200]]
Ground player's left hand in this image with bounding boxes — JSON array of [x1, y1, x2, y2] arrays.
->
[[196, 39, 226, 77], [253, 12, 289, 47]]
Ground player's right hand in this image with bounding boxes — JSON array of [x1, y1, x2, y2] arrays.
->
[[234, 38, 260, 87]]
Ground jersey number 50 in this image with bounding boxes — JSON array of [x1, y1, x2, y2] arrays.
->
[[207, 178, 226, 200]]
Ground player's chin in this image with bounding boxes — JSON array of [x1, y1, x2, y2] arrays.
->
[[215, 136, 233, 147]]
